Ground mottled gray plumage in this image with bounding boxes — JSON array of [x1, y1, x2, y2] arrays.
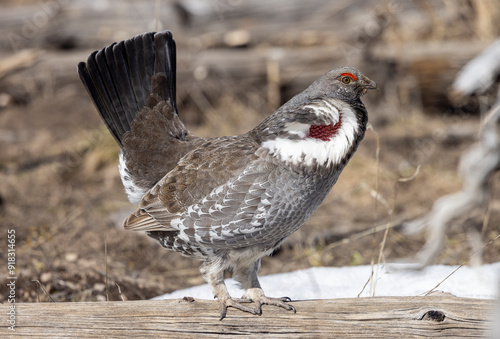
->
[[78, 30, 376, 319]]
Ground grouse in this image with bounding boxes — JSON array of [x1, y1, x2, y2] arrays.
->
[[78, 30, 376, 319]]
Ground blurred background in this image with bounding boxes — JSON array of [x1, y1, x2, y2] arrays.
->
[[1, 0, 499, 303]]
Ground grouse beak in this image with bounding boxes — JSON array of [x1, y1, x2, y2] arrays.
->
[[362, 77, 377, 90], [359, 76, 377, 96]]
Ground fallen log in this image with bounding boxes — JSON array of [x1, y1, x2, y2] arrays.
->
[[0, 295, 494, 338]]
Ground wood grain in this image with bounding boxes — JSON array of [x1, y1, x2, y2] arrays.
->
[[1, 296, 495, 338]]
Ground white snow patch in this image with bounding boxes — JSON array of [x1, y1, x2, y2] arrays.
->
[[154, 262, 500, 300]]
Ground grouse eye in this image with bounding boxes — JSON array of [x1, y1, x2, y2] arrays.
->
[[341, 76, 352, 84], [339, 72, 357, 85]]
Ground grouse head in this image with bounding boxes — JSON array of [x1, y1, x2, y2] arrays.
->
[[310, 66, 376, 101], [252, 66, 376, 173]]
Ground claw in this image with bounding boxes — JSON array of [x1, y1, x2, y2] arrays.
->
[[282, 297, 296, 313], [219, 298, 259, 320], [254, 295, 296, 314]]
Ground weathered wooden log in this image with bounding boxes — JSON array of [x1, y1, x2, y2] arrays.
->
[[0, 0, 374, 51], [0, 296, 495, 338], [0, 44, 352, 111]]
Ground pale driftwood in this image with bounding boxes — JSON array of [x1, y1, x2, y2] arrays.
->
[[402, 38, 500, 266], [447, 35, 500, 107], [0, 49, 38, 79], [449, 38, 500, 102], [403, 104, 500, 267], [1, 296, 494, 338]]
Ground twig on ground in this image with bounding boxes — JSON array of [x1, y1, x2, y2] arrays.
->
[[32, 279, 55, 302]]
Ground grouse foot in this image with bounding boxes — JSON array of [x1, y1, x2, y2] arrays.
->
[[219, 297, 259, 320], [244, 288, 296, 315], [218, 290, 296, 320]]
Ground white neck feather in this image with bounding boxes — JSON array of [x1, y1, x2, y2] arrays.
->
[[261, 99, 359, 168]]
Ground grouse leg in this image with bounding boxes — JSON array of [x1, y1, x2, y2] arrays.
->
[[201, 261, 259, 320], [233, 259, 296, 315]]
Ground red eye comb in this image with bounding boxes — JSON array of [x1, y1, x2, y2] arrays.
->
[[340, 72, 357, 81]]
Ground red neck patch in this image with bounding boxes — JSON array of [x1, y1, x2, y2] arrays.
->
[[308, 115, 342, 141]]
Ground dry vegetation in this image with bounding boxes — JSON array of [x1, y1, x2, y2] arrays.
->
[[0, 0, 499, 304]]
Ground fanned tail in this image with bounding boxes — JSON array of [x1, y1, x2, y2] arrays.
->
[[77, 31, 177, 147]]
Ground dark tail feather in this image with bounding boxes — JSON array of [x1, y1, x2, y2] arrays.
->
[[78, 31, 177, 147], [154, 31, 177, 111]]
